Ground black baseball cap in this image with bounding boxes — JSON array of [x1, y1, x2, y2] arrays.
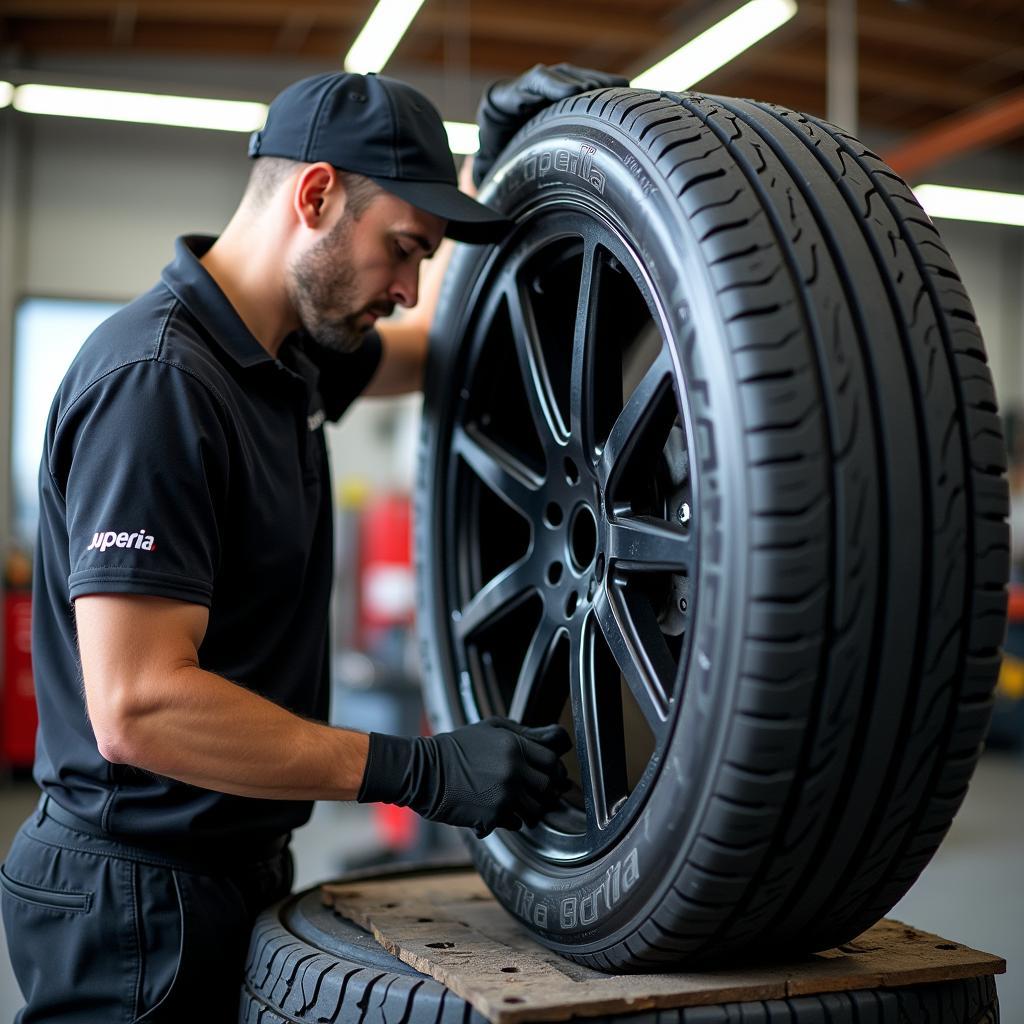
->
[[248, 72, 510, 244]]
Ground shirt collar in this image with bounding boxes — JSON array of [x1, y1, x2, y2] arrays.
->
[[160, 234, 276, 369]]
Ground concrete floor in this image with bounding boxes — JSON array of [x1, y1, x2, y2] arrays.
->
[[0, 751, 1020, 1020]]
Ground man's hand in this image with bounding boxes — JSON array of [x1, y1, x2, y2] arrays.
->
[[473, 63, 629, 187], [357, 717, 572, 837]]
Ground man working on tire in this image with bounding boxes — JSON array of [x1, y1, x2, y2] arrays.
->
[[1, 64, 626, 1021]]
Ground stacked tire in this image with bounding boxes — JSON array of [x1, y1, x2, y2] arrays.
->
[[241, 879, 1000, 1022]]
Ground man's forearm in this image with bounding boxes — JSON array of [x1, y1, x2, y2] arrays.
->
[[100, 664, 369, 801]]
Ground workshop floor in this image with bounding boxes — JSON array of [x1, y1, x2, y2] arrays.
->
[[0, 751, 1020, 1021]]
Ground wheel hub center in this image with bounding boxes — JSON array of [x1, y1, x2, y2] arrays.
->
[[569, 503, 598, 571]]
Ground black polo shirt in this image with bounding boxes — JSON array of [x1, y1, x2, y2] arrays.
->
[[31, 234, 382, 848]]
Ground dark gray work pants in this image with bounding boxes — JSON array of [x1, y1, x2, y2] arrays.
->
[[1, 795, 293, 1023]]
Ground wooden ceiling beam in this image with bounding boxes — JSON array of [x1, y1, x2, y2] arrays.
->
[[5, 0, 676, 13], [9, 14, 618, 69], [717, 45, 993, 111], [273, 11, 316, 53], [10, 0, 1024, 58], [694, 78, 959, 135], [800, 0, 1024, 64], [420, 7, 661, 49], [110, 3, 138, 47], [697, 78, 825, 114], [397, 36, 595, 75], [1, 1, 365, 26], [932, 0, 1024, 18], [2, 18, 352, 59], [883, 85, 1024, 178], [3, 2, 664, 51]]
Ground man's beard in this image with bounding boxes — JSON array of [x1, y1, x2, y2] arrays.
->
[[288, 214, 385, 354]]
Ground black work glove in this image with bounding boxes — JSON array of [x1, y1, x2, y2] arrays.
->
[[473, 62, 630, 187], [357, 717, 572, 838]]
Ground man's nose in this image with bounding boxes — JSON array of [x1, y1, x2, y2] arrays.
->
[[389, 263, 420, 308]]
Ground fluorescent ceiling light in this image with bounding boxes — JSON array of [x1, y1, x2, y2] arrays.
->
[[445, 121, 478, 156], [345, 0, 428, 73], [632, 0, 798, 91], [12, 84, 267, 132], [7, 80, 475, 164], [913, 184, 1024, 228]]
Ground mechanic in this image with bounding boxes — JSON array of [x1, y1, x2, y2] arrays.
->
[[0, 64, 627, 1022]]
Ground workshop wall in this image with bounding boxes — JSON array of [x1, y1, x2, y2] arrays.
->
[[938, 218, 1024, 408], [1, 110, 416, 531], [919, 143, 1024, 410], [21, 116, 242, 299]]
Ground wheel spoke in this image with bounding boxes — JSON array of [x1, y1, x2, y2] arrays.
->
[[598, 346, 674, 489], [593, 585, 670, 739], [456, 556, 536, 640], [567, 619, 602, 836], [569, 241, 603, 458], [453, 423, 541, 518], [607, 513, 691, 574], [508, 616, 564, 723], [506, 282, 564, 448], [566, 613, 631, 832]]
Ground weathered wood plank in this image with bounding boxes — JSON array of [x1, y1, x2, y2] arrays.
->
[[320, 870, 1005, 1024]]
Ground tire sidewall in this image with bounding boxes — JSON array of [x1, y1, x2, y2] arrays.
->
[[417, 109, 753, 956]]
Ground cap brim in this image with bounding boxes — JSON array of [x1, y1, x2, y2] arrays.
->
[[370, 177, 512, 244]]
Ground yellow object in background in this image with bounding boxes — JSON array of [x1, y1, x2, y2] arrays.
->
[[998, 655, 1024, 701], [337, 477, 372, 510]]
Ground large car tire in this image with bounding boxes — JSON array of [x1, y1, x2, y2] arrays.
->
[[415, 87, 1009, 971], [240, 876, 1000, 1022]]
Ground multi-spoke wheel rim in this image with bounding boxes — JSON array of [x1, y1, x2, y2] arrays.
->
[[443, 204, 698, 863]]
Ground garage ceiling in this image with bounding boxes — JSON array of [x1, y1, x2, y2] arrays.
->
[[2, 0, 1023, 136]]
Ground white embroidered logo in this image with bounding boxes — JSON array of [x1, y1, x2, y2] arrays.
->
[[86, 529, 157, 553], [307, 408, 325, 432]]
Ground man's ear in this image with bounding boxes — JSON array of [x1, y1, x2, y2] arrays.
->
[[293, 162, 342, 229]]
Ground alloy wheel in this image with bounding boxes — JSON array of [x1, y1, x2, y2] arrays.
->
[[443, 206, 699, 863]]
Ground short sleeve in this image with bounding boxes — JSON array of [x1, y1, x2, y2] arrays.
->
[[53, 359, 229, 606], [299, 330, 383, 422]]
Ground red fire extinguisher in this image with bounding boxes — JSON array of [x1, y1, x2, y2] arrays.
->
[[3, 583, 37, 768], [357, 494, 420, 850]]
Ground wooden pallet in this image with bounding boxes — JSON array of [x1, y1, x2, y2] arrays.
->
[[321, 869, 1005, 1024]]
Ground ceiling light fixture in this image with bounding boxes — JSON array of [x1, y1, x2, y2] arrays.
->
[[5, 79, 477, 159], [12, 83, 267, 132], [344, 0, 429, 74], [913, 184, 1024, 228], [632, 0, 798, 91], [445, 121, 479, 156]]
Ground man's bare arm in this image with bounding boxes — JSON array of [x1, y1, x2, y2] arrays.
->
[[76, 593, 369, 800]]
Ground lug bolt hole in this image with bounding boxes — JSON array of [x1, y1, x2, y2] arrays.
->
[[564, 591, 579, 618], [544, 502, 563, 527], [547, 562, 563, 586], [564, 458, 580, 485]]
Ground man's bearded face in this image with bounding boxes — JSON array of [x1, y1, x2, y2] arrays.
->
[[287, 211, 391, 354]]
